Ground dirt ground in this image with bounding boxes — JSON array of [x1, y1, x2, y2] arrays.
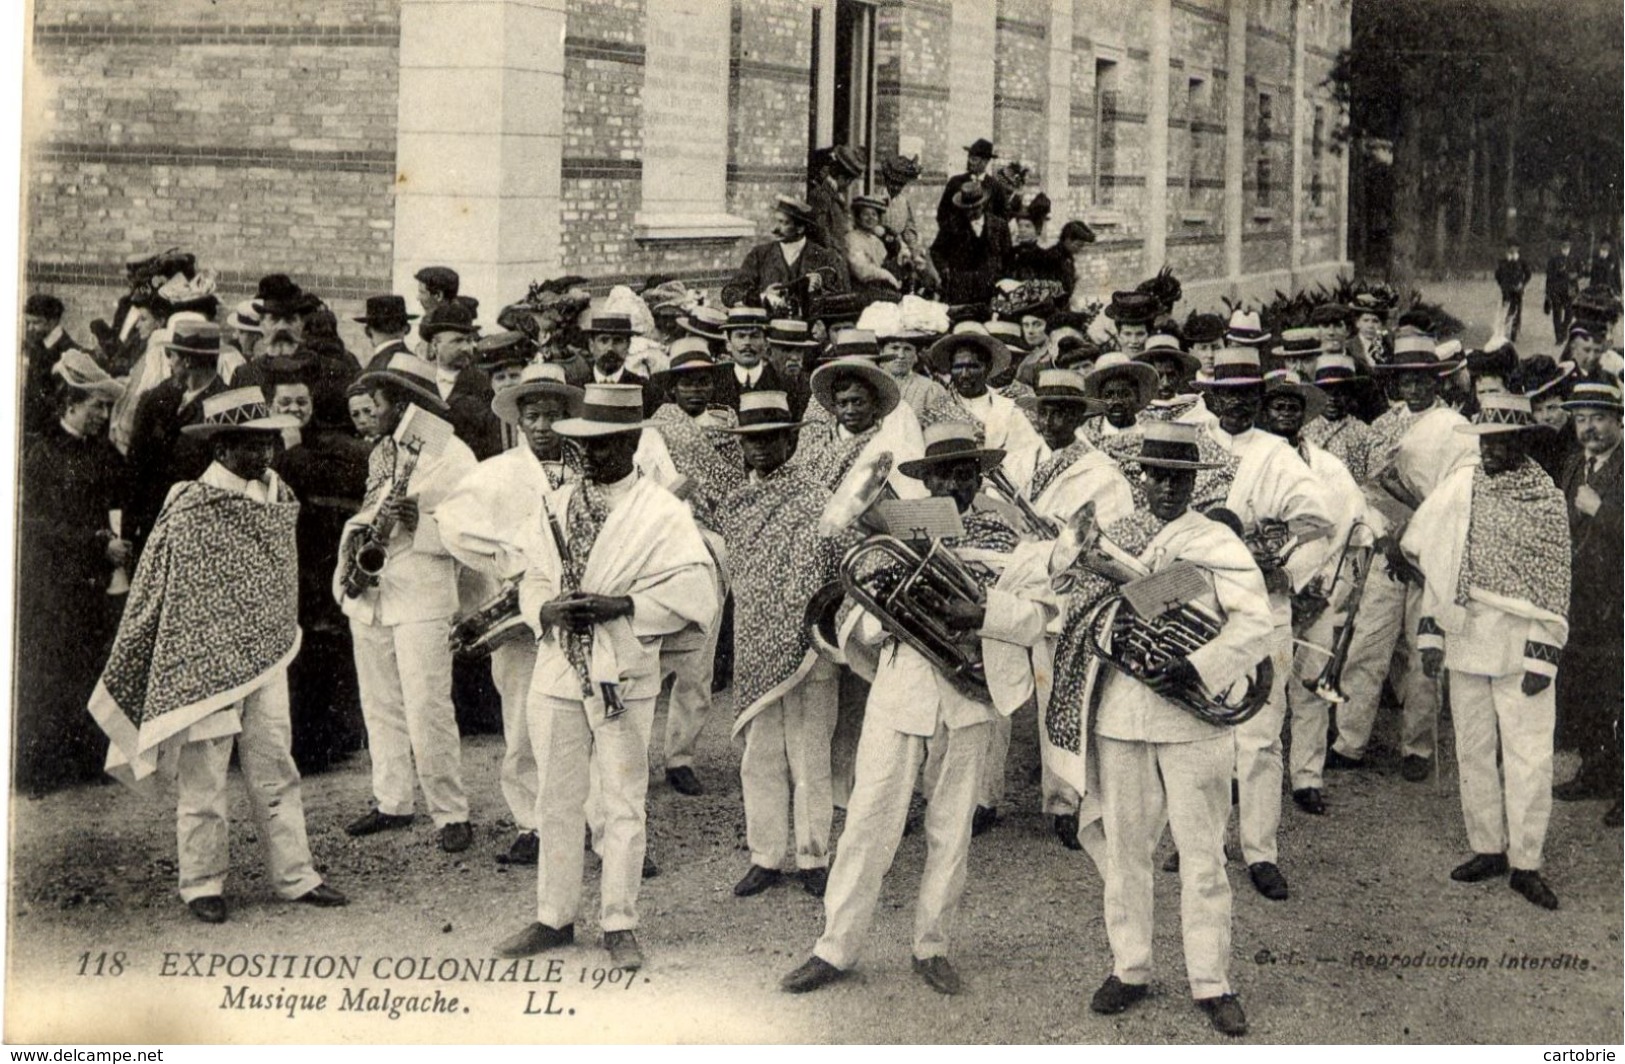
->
[[4, 677, 1620, 1047]]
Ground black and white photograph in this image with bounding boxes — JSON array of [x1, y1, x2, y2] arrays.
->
[[3, 0, 1622, 1047]]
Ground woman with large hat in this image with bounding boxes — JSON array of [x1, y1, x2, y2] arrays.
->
[[1402, 394, 1571, 910], [1103, 291, 1159, 357]]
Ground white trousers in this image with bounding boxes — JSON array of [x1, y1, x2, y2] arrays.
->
[[923, 709, 1010, 810], [175, 675, 323, 903], [661, 569, 726, 770], [531, 693, 656, 933], [740, 664, 839, 870], [491, 640, 540, 832], [815, 718, 991, 969], [1287, 605, 1339, 791], [1332, 568, 1439, 760], [1231, 623, 1292, 865], [350, 617, 469, 825], [1450, 671, 1555, 870], [1098, 734, 1234, 999]]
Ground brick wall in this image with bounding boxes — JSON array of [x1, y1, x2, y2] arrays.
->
[[991, 0, 1048, 178], [27, 0, 400, 315]]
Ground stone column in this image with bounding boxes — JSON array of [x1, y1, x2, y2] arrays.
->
[[392, 0, 565, 306], [947, 0, 996, 164], [1224, 0, 1246, 285], [1043, 0, 1073, 209], [1289, 0, 1306, 273], [1144, 0, 1172, 274]]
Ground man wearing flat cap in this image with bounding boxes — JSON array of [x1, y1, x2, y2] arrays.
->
[[1405, 395, 1571, 909], [722, 196, 852, 310], [90, 388, 348, 924], [495, 383, 717, 972]]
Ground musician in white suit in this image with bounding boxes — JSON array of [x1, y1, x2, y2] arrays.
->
[[338, 352, 478, 854], [435, 363, 584, 865], [929, 331, 1045, 490]]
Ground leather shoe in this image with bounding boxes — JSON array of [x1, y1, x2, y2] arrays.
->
[[1554, 775, 1609, 802], [603, 929, 643, 970], [800, 867, 829, 898], [1510, 869, 1559, 910], [439, 821, 474, 854], [1089, 974, 1149, 1014], [295, 883, 348, 908], [1163, 851, 1181, 873], [497, 831, 538, 866], [187, 896, 228, 924], [1196, 993, 1248, 1036], [1606, 802, 1623, 828], [1449, 852, 1508, 883], [1291, 788, 1326, 816], [971, 805, 999, 837], [1325, 749, 1365, 771], [496, 922, 574, 958], [643, 854, 659, 879], [1248, 862, 1289, 901], [1053, 814, 1083, 850], [781, 956, 847, 993], [733, 865, 783, 897], [1400, 755, 1432, 783], [345, 809, 414, 837], [666, 766, 704, 796], [911, 955, 962, 995]]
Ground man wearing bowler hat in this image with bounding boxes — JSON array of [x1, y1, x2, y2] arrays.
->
[[722, 195, 852, 310], [930, 181, 1013, 308], [339, 352, 478, 855], [356, 295, 420, 373], [495, 384, 717, 971], [936, 137, 1007, 228], [421, 301, 502, 459], [809, 144, 865, 252], [1405, 395, 1570, 909], [90, 388, 348, 924]]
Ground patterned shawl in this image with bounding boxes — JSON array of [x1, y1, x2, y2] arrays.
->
[[797, 422, 882, 490], [1303, 416, 1373, 484], [1460, 460, 1571, 618], [721, 466, 846, 733], [89, 481, 300, 783], [1029, 439, 1096, 502], [1364, 403, 1419, 482], [1044, 507, 1166, 768], [561, 479, 612, 695], [649, 404, 746, 530], [1097, 425, 1239, 514]]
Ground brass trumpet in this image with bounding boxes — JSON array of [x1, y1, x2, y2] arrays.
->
[[983, 466, 1060, 540]]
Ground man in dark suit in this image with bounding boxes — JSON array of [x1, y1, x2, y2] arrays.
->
[[1495, 240, 1534, 342], [126, 321, 230, 555], [356, 295, 420, 373], [808, 145, 863, 252], [581, 310, 659, 415], [1590, 237, 1622, 297], [936, 138, 1009, 229], [21, 293, 81, 438], [1553, 380, 1623, 826], [721, 196, 852, 311], [1545, 235, 1583, 344], [931, 182, 1013, 309], [712, 307, 812, 420], [421, 301, 503, 459]]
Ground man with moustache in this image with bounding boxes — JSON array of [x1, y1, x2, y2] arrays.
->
[[722, 196, 852, 310], [420, 301, 502, 459]]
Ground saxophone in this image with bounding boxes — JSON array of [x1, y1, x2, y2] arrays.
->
[[341, 438, 424, 598]]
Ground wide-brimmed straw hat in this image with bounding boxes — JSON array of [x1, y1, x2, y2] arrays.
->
[[1137, 332, 1200, 376], [1455, 394, 1551, 436], [1123, 422, 1222, 471], [1263, 369, 1329, 422], [1084, 352, 1159, 409], [898, 421, 1006, 479], [926, 331, 1010, 379], [552, 383, 649, 437], [1224, 309, 1271, 346], [724, 390, 805, 435], [1016, 368, 1100, 413], [1311, 353, 1366, 388], [809, 356, 901, 419], [163, 320, 224, 360], [355, 351, 451, 413], [1561, 379, 1623, 413], [180, 386, 301, 437], [1375, 332, 1462, 374], [765, 318, 819, 348], [491, 362, 584, 426], [680, 306, 728, 342]]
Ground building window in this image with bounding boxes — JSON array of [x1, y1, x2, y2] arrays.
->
[[1311, 104, 1325, 207], [1187, 76, 1205, 195], [810, 0, 877, 189], [1256, 156, 1272, 209], [1257, 91, 1273, 141], [1093, 58, 1119, 206]]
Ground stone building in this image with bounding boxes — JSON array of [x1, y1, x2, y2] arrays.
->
[[25, 0, 1350, 338]]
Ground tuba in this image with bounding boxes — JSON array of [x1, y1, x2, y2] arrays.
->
[[1049, 502, 1272, 727], [805, 449, 898, 662]]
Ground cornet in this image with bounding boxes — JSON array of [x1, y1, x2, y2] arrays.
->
[[1292, 520, 1376, 704], [982, 466, 1060, 540]]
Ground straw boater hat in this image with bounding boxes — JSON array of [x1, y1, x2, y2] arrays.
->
[[1224, 309, 1271, 347], [164, 319, 225, 361], [355, 351, 451, 412], [1138, 332, 1201, 376], [475, 330, 538, 372], [1561, 380, 1624, 415], [227, 300, 264, 335], [491, 362, 584, 425], [51, 350, 125, 402], [774, 195, 818, 228], [1192, 347, 1268, 389], [180, 387, 302, 438], [1519, 357, 1576, 401], [898, 421, 1006, 479], [551, 383, 649, 437], [1272, 327, 1331, 364], [1375, 332, 1462, 375], [809, 355, 901, 419], [723, 390, 805, 435], [1083, 352, 1159, 408], [680, 306, 728, 342], [984, 319, 1028, 354], [1122, 421, 1221, 470], [580, 311, 636, 337], [656, 337, 728, 388], [1454, 394, 1550, 436], [721, 306, 769, 333], [1311, 352, 1366, 388], [926, 331, 1010, 379], [1016, 368, 1100, 413], [766, 318, 819, 348], [851, 194, 888, 215], [1263, 368, 1330, 422]]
